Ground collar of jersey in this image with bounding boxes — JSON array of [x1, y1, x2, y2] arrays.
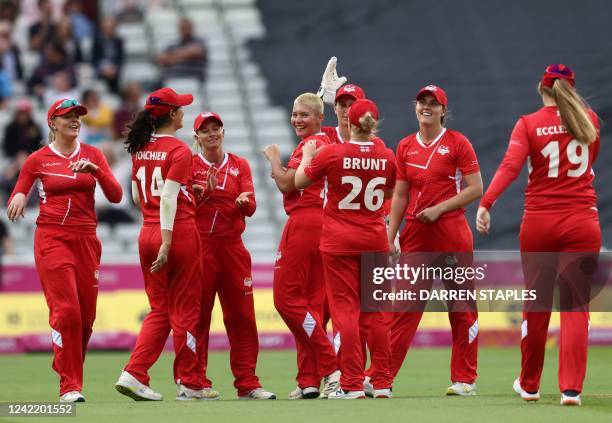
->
[[199, 152, 228, 169], [335, 126, 344, 143], [49, 141, 81, 159], [348, 140, 374, 145], [416, 127, 446, 149]]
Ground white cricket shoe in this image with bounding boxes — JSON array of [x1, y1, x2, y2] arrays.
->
[[327, 388, 366, 400], [560, 391, 581, 406], [239, 388, 276, 400], [176, 384, 220, 401], [321, 370, 341, 399], [363, 376, 374, 398], [513, 378, 540, 402], [115, 371, 163, 401], [288, 386, 319, 399], [59, 391, 85, 403], [374, 388, 393, 399], [446, 382, 477, 396]]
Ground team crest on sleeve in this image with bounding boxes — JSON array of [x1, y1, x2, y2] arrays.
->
[[243, 277, 253, 287], [229, 166, 240, 177]]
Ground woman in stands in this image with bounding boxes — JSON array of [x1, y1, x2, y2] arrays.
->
[[114, 88, 214, 402], [6, 98, 122, 402], [477, 65, 601, 406], [295, 98, 396, 399], [262, 93, 340, 399], [386, 85, 483, 396], [191, 111, 276, 400]]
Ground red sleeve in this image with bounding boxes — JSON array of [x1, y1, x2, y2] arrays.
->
[[166, 145, 192, 184], [304, 145, 333, 182], [395, 140, 408, 181], [287, 141, 304, 170], [92, 148, 123, 204], [480, 118, 530, 210], [237, 158, 256, 217], [386, 149, 397, 190], [456, 135, 480, 175], [8, 154, 38, 205]]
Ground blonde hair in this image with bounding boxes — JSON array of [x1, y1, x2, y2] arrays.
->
[[350, 112, 378, 138], [540, 79, 597, 144], [293, 93, 324, 116]]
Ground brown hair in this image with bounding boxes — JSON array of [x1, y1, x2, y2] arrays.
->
[[540, 79, 597, 144]]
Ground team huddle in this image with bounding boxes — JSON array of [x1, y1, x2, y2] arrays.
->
[[6, 59, 601, 406]]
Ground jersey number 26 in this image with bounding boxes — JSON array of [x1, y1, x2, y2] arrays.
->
[[339, 176, 386, 211]]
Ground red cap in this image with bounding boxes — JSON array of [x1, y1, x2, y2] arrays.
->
[[541, 64, 575, 89], [193, 111, 223, 132], [416, 84, 448, 107], [47, 98, 88, 125], [145, 87, 193, 117], [335, 84, 365, 103], [348, 98, 379, 130]]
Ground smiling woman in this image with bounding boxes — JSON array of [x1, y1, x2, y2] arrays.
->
[[378, 85, 484, 396], [5, 98, 123, 402]]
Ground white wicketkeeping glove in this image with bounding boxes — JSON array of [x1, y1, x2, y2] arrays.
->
[[316, 56, 347, 105]]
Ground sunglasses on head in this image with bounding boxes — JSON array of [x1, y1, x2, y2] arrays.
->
[[146, 96, 178, 108], [55, 99, 81, 111]]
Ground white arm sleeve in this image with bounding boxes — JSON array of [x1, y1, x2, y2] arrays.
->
[[131, 181, 140, 206], [160, 179, 181, 231]]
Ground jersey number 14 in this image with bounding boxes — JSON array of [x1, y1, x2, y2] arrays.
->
[[135, 166, 164, 203]]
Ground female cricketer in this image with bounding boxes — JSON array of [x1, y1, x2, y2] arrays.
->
[[7, 98, 123, 402]]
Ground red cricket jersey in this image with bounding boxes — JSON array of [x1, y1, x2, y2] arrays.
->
[[9, 142, 122, 233], [192, 152, 256, 243], [396, 128, 480, 221], [283, 132, 330, 215], [304, 140, 397, 254], [131, 134, 196, 225], [480, 106, 600, 213]]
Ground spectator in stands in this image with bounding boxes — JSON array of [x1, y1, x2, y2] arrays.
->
[[91, 16, 124, 94], [2, 98, 42, 158], [43, 70, 80, 106], [156, 17, 207, 82], [55, 16, 83, 63], [65, 0, 94, 42], [81, 88, 114, 145], [0, 0, 17, 24], [28, 41, 77, 103], [0, 20, 22, 82], [113, 81, 141, 139], [95, 142, 135, 225], [29, 0, 58, 52]]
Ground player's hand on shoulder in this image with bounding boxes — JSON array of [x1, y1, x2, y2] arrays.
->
[[7, 193, 26, 222], [262, 144, 280, 162], [416, 205, 443, 223], [476, 206, 491, 235], [69, 158, 99, 174], [235, 191, 253, 207], [302, 139, 318, 158]]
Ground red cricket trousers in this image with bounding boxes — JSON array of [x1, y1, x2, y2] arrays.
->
[[388, 215, 478, 384], [518, 209, 601, 394], [322, 252, 393, 392], [273, 208, 338, 388], [196, 239, 262, 396], [124, 222, 203, 390], [34, 226, 101, 396]]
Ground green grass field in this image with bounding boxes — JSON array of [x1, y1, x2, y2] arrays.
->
[[1, 347, 611, 423]]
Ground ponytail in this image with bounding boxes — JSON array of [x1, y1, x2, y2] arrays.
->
[[124, 110, 173, 154], [548, 79, 597, 144], [351, 112, 378, 139]]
